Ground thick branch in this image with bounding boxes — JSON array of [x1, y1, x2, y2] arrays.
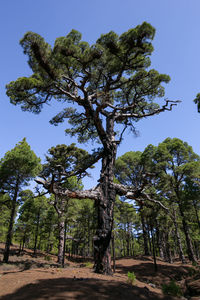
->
[[35, 178, 100, 201]]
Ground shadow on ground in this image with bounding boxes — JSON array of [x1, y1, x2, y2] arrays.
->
[[0, 277, 176, 300], [117, 261, 194, 282]]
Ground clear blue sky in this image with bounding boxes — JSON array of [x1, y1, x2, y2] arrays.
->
[[1, 0, 200, 188]]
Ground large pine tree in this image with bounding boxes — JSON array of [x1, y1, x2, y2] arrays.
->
[[6, 23, 178, 274]]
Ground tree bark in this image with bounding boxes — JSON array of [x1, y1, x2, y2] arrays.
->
[[175, 189, 197, 263], [33, 208, 41, 255], [192, 198, 200, 234], [150, 225, 157, 272], [3, 179, 19, 263], [93, 143, 117, 274], [178, 202, 197, 262], [57, 218, 65, 266], [112, 232, 116, 273], [62, 219, 67, 267], [172, 209, 185, 263], [140, 209, 150, 256]]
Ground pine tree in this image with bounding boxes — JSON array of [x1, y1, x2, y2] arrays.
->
[[6, 24, 179, 274], [0, 139, 41, 262]]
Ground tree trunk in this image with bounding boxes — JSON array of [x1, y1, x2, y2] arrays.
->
[[58, 218, 65, 266], [178, 203, 197, 262], [87, 215, 90, 256], [192, 199, 200, 234], [175, 189, 197, 262], [22, 232, 26, 252], [3, 180, 19, 263], [33, 208, 41, 255], [172, 209, 185, 263], [140, 209, 150, 256], [93, 144, 117, 275], [147, 224, 152, 255], [155, 224, 164, 259], [164, 230, 173, 263], [62, 219, 67, 267], [150, 226, 157, 272], [112, 232, 116, 273], [126, 222, 130, 256]]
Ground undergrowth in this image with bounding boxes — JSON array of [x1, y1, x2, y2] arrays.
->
[[162, 280, 182, 297], [127, 271, 136, 285]]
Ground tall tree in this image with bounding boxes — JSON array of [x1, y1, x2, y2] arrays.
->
[[0, 194, 11, 242], [6, 23, 179, 274], [37, 144, 87, 266], [154, 137, 200, 262], [0, 139, 41, 262]]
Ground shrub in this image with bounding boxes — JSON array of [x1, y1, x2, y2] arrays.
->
[[192, 261, 198, 267], [44, 255, 51, 261], [127, 271, 136, 285], [85, 262, 93, 268], [162, 280, 182, 297]]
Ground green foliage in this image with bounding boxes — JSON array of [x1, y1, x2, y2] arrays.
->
[[6, 23, 171, 144], [0, 138, 41, 195], [127, 271, 136, 285], [0, 196, 10, 242], [41, 143, 92, 181], [115, 151, 142, 186], [44, 255, 51, 262], [162, 280, 182, 297], [85, 262, 93, 268], [194, 92, 200, 113]]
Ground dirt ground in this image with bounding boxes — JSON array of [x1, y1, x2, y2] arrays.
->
[[0, 244, 199, 300]]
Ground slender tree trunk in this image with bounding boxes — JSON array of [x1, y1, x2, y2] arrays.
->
[[87, 215, 90, 256], [150, 226, 157, 272], [112, 232, 116, 273], [3, 180, 19, 263], [172, 209, 185, 263], [22, 232, 26, 252], [175, 189, 197, 262], [164, 230, 173, 263], [131, 234, 134, 257], [46, 226, 52, 253], [192, 199, 200, 233], [147, 224, 152, 255], [33, 208, 41, 255], [178, 202, 197, 262], [58, 218, 65, 266], [93, 143, 117, 275], [126, 222, 130, 256], [156, 225, 164, 259], [54, 197, 68, 267], [194, 241, 200, 260], [141, 210, 150, 256], [62, 219, 67, 267]]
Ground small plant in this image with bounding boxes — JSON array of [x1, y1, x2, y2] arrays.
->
[[44, 255, 51, 262], [162, 280, 182, 297], [192, 261, 198, 267], [127, 271, 136, 285], [85, 262, 93, 268], [188, 267, 198, 276]]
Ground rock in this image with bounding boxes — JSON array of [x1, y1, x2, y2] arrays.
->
[[149, 283, 156, 288]]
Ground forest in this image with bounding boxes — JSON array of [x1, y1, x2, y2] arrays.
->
[[1, 21, 200, 299]]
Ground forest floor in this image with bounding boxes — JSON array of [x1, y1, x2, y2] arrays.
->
[[0, 244, 200, 299]]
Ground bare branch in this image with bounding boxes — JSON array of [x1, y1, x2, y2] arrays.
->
[[115, 99, 181, 121], [112, 183, 169, 211]]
